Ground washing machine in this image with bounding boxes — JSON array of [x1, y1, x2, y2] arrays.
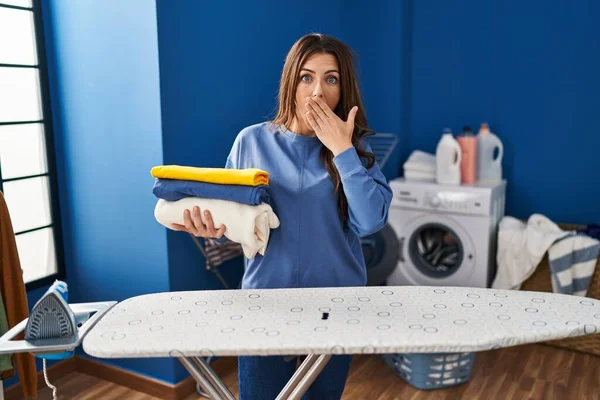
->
[[386, 178, 506, 288]]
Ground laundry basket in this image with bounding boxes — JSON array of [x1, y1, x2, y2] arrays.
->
[[383, 352, 475, 390]]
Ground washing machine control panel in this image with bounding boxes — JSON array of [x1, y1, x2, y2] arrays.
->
[[425, 191, 472, 211], [391, 180, 495, 216], [427, 193, 441, 207]]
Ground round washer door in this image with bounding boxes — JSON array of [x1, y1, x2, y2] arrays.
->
[[396, 213, 476, 285]]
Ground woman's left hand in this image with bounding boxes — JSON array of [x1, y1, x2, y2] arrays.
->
[[305, 96, 357, 156]]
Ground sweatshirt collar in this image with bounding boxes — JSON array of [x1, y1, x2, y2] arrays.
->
[[280, 126, 321, 144]]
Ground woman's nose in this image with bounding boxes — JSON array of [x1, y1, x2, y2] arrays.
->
[[312, 83, 324, 98]]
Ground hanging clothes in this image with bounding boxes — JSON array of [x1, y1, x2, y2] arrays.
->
[[0, 289, 12, 372], [0, 191, 37, 398]]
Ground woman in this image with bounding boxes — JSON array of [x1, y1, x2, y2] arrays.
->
[[173, 33, 393, 400]]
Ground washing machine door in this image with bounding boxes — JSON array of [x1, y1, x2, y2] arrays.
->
[[388, 211, 477, 287]]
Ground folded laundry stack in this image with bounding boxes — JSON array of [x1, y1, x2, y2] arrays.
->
[[403, 150, 436, 182], [151, 165, 280, 259]]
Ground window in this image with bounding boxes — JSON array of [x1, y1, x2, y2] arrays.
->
[[0, 0, 65, 289]]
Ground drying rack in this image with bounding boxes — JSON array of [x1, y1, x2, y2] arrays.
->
[[190, 234, 234, 289], [364, 132, 398, 169]]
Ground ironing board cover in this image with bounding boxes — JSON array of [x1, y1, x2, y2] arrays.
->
[[83, 286, 600, 358]]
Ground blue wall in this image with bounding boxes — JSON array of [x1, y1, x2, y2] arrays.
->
[[41, 0, 176, 383], [339, 0, 410, 178], [409, 0, 600, 224]]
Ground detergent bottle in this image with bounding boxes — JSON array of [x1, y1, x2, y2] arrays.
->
[[436, 129, 462, 185], [457, 126, 477, 184], [477, 123, 503, 183]]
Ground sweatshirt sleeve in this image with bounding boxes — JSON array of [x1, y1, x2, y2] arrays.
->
[[333, 140, 393, 237]]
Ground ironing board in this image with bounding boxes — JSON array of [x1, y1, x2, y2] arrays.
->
[[1, 287, 599, 399], [78, 286, 600, 400]]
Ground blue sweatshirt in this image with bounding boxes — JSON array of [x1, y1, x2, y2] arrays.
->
[[222, 122, 393, 289]]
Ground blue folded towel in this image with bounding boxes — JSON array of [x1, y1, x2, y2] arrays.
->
[[548, 233, 600, 296], [152, 178, 270, 205]]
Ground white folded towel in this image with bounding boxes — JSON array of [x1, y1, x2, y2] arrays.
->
[[493, 214, 571, 290], [154, 198, 280, 259], [403, 150, 436, 173], [404, 170, 436, 182]]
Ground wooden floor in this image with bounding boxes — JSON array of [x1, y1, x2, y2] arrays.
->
[[31, 344, 599, 400]]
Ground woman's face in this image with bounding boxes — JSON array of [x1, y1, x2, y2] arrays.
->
[[295, 53, 341, 132]]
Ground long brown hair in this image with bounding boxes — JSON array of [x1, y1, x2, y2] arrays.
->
[[271, 33, 376, 223]]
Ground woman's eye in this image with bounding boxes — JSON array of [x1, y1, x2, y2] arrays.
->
[[327, 76, 338, 84], [301, 74, 312, 82]]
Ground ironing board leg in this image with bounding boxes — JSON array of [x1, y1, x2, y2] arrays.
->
[[192, 356, 236, 400], [178, 357, 230, 400], [275, 354, 319, 400], [180, 354, 330, 400], [275, 354, 332, 400]]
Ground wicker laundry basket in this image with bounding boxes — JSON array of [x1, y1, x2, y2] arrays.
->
[[520, 223, 600, 357]]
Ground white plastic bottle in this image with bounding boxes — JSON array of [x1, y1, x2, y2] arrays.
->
[[476, 123, 503, 183], [436, 129, 462, 185]]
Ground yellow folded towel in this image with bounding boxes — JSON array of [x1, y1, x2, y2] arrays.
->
[[150, 165, 269, 186]]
